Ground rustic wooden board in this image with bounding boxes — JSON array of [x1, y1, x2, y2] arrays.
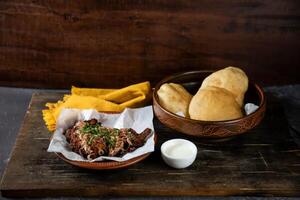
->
[[0, 0, 300, 88], [1, 92, 300, 197]]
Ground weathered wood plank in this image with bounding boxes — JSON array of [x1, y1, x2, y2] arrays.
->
[[0, 0, 300, 88], [0, 92, 299, 197]]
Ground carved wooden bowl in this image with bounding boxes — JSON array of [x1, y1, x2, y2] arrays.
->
[[153, 71, 266, 139]]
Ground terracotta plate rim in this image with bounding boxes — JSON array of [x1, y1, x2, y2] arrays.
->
[[55, 133, 157, 170]]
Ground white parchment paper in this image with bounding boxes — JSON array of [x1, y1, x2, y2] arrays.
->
[[47, 106, 155, 162], [244, 103, 259, 115]]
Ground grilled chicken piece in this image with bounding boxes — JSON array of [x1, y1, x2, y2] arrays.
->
[[107, 128, 152, 157], [63, 119, 152, 159]]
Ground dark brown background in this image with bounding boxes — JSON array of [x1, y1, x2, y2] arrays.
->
[[0, 0, 299, 89]]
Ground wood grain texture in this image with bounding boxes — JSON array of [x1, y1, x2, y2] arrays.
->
[[0, 92, 300, 197], [0, 0, 300, 88]]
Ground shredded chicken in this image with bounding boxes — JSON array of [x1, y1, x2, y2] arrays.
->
[[64, 119, 152, 160]]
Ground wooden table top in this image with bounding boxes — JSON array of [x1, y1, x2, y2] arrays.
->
[[0, 91, 300, 197]]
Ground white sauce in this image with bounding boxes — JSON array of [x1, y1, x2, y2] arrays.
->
[[164, 141, 194, 159]]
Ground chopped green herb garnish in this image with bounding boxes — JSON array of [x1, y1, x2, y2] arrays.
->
[[81, 123, 117, 148]]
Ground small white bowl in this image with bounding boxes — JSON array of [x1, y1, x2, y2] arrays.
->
[[161, 139, 197, 169]]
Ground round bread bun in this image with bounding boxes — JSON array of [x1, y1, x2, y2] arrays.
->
[[189, 86, 243, 121], [201, 66, 248, 107], [157, 83, 192, 117]]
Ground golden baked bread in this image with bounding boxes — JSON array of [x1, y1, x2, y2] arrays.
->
[[201, 66, 248, 107], [189, 86, 243, 121], [157, 83, 192, 117]]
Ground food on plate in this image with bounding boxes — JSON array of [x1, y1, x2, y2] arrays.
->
[[157, 83, 192, 117], [200, 66, 248, 107], [64, 119, 152, 159], [156, 66, 249, 121], [189, 86, 243, 121]]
